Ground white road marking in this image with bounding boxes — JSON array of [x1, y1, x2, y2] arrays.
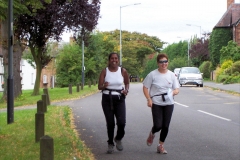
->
[[197, 110, 231, 121], [175, 102, 189, 107], [175, 102, 232, 121]]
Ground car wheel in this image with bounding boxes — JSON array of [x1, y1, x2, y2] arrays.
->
[[180, 84, 182, 87], [196, 84, 199, 87], [200, 84, 203, 87]]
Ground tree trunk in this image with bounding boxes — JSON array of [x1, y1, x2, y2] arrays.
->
[[13, 41, 23, 97], [1, 20, 8, 101], [1, 20, 23, 101], [30, 47, 41, 96]]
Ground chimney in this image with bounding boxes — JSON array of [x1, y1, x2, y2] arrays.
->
[[227, 0, 235, 9]]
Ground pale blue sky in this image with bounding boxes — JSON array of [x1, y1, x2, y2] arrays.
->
[[62, 0, 233, 46]]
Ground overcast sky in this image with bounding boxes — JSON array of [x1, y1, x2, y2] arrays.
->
[[62, 0, 237, 46]]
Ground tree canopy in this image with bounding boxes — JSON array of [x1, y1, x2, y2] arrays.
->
[[209, 28, 232, 67], [14, 0, 100, 95]]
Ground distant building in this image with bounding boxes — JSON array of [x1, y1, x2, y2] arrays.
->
[[215, 0, 240, 45], [0, 26, 71, 91], [20, 59, 36, 90]]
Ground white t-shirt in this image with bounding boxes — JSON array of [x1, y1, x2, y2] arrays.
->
[[102, 67, 123, 95], [143, 69, 179, 105]]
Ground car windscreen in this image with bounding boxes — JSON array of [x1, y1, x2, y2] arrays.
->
[[180, 68, 200, 74]]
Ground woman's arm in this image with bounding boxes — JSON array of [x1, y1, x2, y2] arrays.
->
[[143, 86, 152, 107], [98, 69, 108, 90], [122, 68, 129, 95]]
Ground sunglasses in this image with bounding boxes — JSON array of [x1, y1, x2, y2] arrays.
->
[[158, 60, 168, 64]]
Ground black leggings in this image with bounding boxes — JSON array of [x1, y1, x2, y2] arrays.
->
[[102, 94, 126, 145], [151, 104, 174, 143]]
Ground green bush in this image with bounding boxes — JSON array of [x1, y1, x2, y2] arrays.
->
[[223, 74, 240, 84], [199, 61, 211, 79], [221, 60, 233, 70], [231, 61, 240, 73], [216, 74, 229, 83], [224, 67, 232, 75], [222, 60, 240, 76]]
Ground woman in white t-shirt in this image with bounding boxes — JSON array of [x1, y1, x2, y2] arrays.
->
[[98, 52, 129, 154], [143, 53, 179, 154]]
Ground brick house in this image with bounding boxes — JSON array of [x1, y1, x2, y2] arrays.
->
[[40, 57, 56, 88], [214, 0, 240, 46]]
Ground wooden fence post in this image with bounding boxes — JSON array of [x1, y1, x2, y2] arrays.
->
[[69, 84, 72, 94], [88, 81, 91, 88], [80, 83, 83, 90], [40, 135, 54, 160], [41, 95, 47, 112], [37, 100, 44, 113], [43, 88, 50, 105], [76, 84, 80, 92], [35, 112, 44, 142]]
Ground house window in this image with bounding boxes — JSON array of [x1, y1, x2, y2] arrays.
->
[[43, 75, 47, 84]]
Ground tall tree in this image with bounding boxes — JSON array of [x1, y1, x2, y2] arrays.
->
[[189, 39, 209, 67], [0, 0, 46, 100], [101, 30, 164, 76], [14, 0, 100, 95]]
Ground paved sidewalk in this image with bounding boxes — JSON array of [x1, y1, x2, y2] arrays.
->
[[204, 81, 240, 94]]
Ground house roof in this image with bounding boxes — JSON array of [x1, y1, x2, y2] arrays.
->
[[215, 3, 240, 28]]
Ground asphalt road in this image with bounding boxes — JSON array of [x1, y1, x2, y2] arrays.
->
[[69, 83, 240, 160]]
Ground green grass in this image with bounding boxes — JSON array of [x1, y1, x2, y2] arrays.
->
[[0, 85, 99, 109], [0, 85, 98, 160]]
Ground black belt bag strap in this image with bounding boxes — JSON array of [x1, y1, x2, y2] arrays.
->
[[151, 93, 168, 102], [103, 88, 123, 110]]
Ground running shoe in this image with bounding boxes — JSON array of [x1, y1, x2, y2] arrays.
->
[[146, 131, 155, 146], [157, 144, 167, 154], [107, 144, 114, 154], [114, 138, 123, 151]]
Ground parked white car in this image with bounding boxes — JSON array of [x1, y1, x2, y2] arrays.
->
[[178, 67, 203, 87]]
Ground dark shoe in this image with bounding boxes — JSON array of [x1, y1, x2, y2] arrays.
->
[[157, 144, 167, 154], [107, 144, 114, 154], [146, 131, 155, 146], [114, 138, 123, 151]]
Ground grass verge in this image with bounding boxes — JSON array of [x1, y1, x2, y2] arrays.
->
[[0, 86, 99, 109], [0, 85, 99, 160]]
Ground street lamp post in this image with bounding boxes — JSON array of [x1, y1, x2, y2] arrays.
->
[[82, 37, 84, 88], [7, 0, 14, 124], [186, 24, 201, 38], [120, 3, 140, 66]]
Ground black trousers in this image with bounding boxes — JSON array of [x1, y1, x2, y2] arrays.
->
[[151, 104, 174, 143], [102, 93, 126, 145]]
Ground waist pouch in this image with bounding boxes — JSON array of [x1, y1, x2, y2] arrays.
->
[[102, 88, 123, 110], [151, 93, 167, 102]]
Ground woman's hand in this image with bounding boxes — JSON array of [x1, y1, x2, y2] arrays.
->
[[147, 98, 152, 108], [102, 82, 109, 89], [172, 88, 179, 96], [122, 89, 128, 96]]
